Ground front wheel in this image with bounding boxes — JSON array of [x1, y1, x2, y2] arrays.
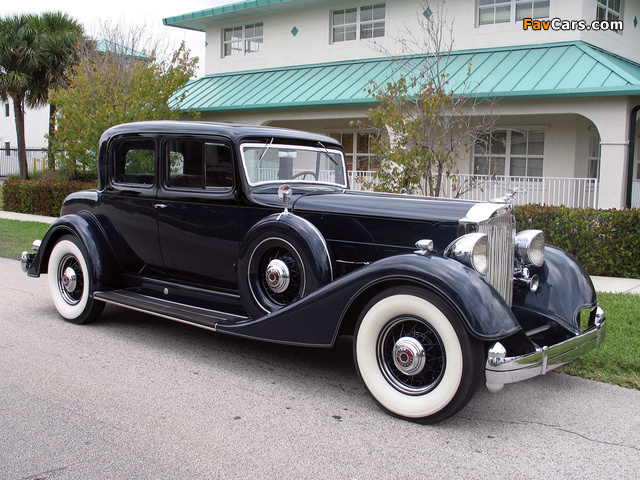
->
[[354, 287, 483, 423], [47, 235, 104, 324]]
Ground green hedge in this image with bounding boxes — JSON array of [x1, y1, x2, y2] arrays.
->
[[515, 205, 640, 278], [2, 178, 97, 217]]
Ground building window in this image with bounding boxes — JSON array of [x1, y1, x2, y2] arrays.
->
[[223, 23, 263, 57], [596, 0, 622, 33], [332, 4, 385, 43], [478, 0, 549, 26], [4, 103, 9, 117], [329, 131, 379, 173], [474, 130, 544, 177], [4, 142, 10, 156], [588, 132, 601, 179]]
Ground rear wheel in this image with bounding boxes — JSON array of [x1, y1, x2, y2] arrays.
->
[[47, 235, 104, 324], [354, 287, 483, 423]]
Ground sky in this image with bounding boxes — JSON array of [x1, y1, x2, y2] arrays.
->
[[0, 0, 237, 77]]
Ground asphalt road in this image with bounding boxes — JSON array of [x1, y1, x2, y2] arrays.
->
[[1, 257, 638, 479]]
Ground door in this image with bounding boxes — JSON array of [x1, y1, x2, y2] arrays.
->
[[156, 136, 241, 290], [100, 135, 164, 276]]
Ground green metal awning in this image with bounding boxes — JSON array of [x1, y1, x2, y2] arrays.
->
[[172, 42, 640, 113]]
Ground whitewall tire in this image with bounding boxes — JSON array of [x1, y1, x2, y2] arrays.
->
[[354, 287, 483, 423], [47, 235, 104, 324]]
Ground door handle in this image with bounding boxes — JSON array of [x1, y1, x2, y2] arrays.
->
[[154, 203, 168, 209]]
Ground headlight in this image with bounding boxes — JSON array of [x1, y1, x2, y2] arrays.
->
[[515, 230, 545, 267], [444, 233, 488, 275]]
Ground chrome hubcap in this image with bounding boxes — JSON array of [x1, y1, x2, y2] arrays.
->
[[62, 267, 77, 293], [392, 336, 426, 376], [265, 259, 290, 293]]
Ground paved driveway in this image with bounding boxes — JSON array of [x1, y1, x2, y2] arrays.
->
[[1, 257, 638, 479]]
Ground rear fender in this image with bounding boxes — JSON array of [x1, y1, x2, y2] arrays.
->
[[27, 212, 119, 292], [217, 253, 522, 346]]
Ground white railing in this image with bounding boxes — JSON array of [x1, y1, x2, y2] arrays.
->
[[633, 180, 640, 209], [0, 148, 46, 176], [348, 170, 378, 191], [441, 174, 599, 209]]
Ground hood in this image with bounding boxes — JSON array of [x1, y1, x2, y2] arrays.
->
[[290, 189, 478, 224]]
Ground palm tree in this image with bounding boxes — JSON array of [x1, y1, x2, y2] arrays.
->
[[0, 13, 84, 179], [0, 14, 39, 180], [36, 12, 85, 169]]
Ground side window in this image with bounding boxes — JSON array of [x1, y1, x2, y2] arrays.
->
[[166, 139, 233, 190], [113, 138, 156, 186]]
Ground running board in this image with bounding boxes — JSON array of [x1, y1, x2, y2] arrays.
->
[[93, 290, 249, 330]]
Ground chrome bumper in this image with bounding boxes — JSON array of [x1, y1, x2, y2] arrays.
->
[[485, 307, 606, 392], [20, 240, 41, 273]]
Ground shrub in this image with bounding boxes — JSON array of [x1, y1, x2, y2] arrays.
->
[[3, 178, 97, 217], [515, 205, 640, 278]]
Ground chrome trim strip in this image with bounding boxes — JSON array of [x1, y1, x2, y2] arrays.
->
[[95, 295, 220, 333], [485, 307, 606, 392]]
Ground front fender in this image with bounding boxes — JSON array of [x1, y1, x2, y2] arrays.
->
[[27, 212, 119, 292], [513, 246, 597, 335], [217, 253, 521, 346]]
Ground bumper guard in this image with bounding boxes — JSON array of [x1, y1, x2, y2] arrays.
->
[[485, 306, 606, 392]]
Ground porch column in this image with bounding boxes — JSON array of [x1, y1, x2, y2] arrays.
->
[[591, 104, 630, 210], [598, 142, 628, 209]]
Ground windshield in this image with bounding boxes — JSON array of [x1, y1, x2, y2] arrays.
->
[[241, 142, 348, 187]]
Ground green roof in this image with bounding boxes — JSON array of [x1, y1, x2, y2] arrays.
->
[[163, 0, 314, 32], [172, 42, 640, 113]]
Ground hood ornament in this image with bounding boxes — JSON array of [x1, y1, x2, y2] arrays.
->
[[490, 187, 527, 204], [278, 184, 292, 213]]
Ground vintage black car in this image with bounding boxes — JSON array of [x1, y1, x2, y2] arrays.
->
[[21, 121, 606, 423]]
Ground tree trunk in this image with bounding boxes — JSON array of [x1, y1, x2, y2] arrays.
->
[[48, 103, 57, 170], [12, 95, 29, 180]]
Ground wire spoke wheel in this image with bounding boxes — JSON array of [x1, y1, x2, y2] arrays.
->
[[354, 287, 483, 423], [259, 246, 303, 305], [378, 316, 446, 395], [56, 254, 85, 306]]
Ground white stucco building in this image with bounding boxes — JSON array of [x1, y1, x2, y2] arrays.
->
[[0, 101, 48, 176], [157, 0, 638, 209]]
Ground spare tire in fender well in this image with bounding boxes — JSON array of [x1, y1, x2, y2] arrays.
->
[[237, 213, 333, 319]]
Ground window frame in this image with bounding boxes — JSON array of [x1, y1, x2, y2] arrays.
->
[[473, 129, 545, 178], [596, 0, 623, 34], [331, 3, 385, 43], [222, 22, 264, 58], [164, 137, 235, 192], [477, 0, 550, 26], [110, 137, 157, 189], [588, 131, 601, 180]]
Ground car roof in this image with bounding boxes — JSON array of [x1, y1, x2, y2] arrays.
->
[[100, 121, 343, 147]]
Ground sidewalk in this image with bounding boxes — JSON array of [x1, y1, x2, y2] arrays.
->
[[0, 210, 57, 224], [2, 210, 639, 295]]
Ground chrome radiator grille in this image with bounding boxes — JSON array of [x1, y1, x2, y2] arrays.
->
[[477, 213, 516, 306]]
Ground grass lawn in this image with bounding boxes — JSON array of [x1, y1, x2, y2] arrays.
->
[[0, 218, 51, 260], [560, 291, 640, 389]]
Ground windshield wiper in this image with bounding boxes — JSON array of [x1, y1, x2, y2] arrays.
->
[[256, 138, 274, 168], [317, 142, 339, 165]]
